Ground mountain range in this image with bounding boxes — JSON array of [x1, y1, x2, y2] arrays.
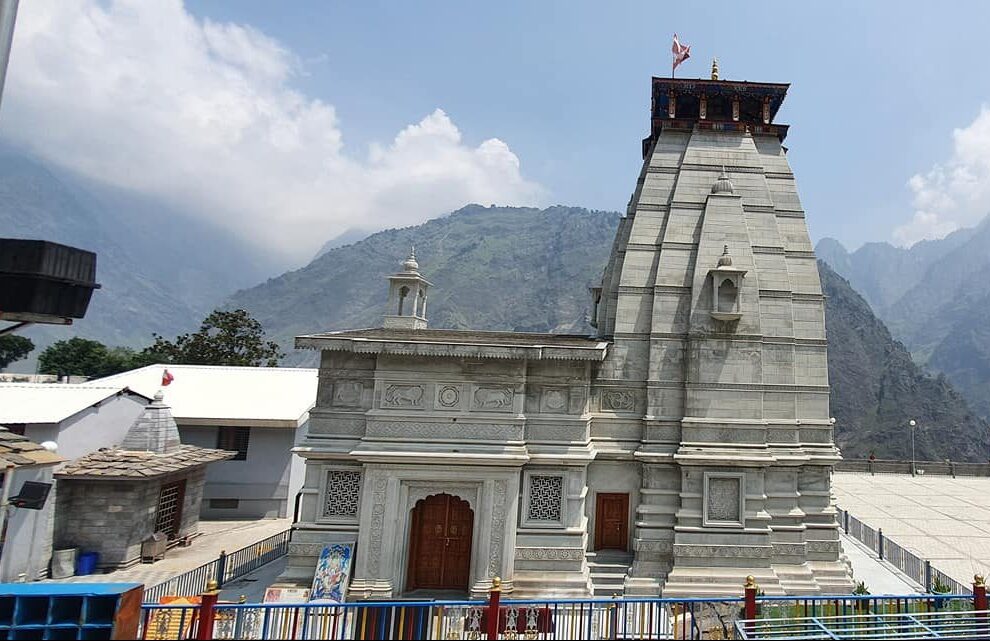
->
[[0, 147, 279, 367], [2, 145, 985, 461], [817, 218, 990, 419]]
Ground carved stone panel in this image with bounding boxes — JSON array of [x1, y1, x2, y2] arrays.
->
[[602, 388, 636, 411], [332, 380, 364, 407], [382, 384, 425, 408], [473, 385, 514, 411], [703, 473, 744, 527], [435, 384, 462, 410], [541, 387, 569, 413]]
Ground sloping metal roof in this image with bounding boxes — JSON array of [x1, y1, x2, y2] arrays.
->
[[86, 365, 318, 428], [0, 383, 143, 425]]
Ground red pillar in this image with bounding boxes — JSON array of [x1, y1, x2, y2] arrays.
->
[[744, 575, 758, 637], [485, 577, 502, 641], [196, 579, 220, 641], [975, 574, 987, 612]]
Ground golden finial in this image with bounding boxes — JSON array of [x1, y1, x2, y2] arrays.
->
[[206, 578, 219, 593], [491, 576, 502, 592], [711, 58, 719, 81], [976, 574, 986, 587], [744, 575, 757, 590]]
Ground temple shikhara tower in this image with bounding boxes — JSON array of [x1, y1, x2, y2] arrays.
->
[[282, 64, 854, 598]]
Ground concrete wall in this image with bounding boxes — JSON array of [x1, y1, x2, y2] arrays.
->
[[23, 393, 147, 461], [2, 393, 146, 581], [0, 466, 55, 581], [53, 467, 206, 570], [180, 425, 295, 519]]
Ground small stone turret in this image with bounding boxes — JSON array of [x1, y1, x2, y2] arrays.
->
[[384, 248, 432, 330]]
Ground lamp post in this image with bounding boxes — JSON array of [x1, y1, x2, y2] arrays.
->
[[909, 419, 917, 476]]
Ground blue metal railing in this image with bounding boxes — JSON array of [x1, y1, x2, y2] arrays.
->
[[140, 593, 983, 640], [143, 529, 291, 603]]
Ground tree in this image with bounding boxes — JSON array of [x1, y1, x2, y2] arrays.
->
[[38, 337, 152, 378], [142, 309, 283, 367], [0, 334, 34, 370]]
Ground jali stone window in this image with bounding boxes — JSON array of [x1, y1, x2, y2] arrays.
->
[[527, 475, 563, 522], [323, 469, 362, 519]]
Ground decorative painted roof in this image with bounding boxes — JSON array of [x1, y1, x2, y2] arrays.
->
[[0, 428, 63, 468], [85, 365, 317, 428], [0, 384, 148, 425], [57, 392, 233, 479], [296, 328, 608, 361]]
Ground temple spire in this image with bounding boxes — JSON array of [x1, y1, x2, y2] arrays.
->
[[711, 57, 719, 80]]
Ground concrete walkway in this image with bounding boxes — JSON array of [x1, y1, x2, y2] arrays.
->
[[45, 518, 290, 589], [840, 532, 923, 595], [834, 472, 990, 587]]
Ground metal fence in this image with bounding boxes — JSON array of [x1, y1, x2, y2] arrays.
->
[[835, 458, 990, 477], [837, 507, 970, 595], [736, 608, 990, 640], [143, 529, 291, 603], [140, 593, 984, 640]]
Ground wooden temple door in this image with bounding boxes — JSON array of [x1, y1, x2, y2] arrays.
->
[[407, 494, 474, 591], [595, 493, 629, 551]]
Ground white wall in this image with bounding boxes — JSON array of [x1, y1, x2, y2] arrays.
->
[[0, 466, 54, 582], [1, 392, 147, 581], [180, 425, 296, 519]]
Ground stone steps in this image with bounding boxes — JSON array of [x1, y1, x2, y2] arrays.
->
[[587, 551, 632, 597]]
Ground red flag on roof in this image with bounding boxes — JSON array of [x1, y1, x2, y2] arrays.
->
[[162, 369, 174, 386], [672, 33, 691, 75]]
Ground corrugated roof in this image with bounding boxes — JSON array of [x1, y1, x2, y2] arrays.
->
[[0, 428, 64, 468], [0, 384, 142, 425], [86, 365, 318, 427]]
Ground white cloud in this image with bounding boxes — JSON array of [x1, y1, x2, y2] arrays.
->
[[896, 106, 990, 246], [1, 0, 545, 261]]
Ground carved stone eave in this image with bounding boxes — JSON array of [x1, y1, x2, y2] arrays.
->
[[295, 334, 608, 362], [350, 448, 530, 467]]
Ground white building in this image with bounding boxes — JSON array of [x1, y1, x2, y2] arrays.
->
[[88, 365, 317, 519], [0, 383, 149, 581]]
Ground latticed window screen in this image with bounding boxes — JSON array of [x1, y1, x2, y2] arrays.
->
[[155, 480, 186, 539], [216, 427, 250, 461], [323, 470, 362, 518], [528, 475, 563, 522]]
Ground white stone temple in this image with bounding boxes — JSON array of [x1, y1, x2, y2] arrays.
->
[[280, 65, 855, 598]]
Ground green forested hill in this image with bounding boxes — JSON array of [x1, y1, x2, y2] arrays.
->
[[229, 204, 989, 461]]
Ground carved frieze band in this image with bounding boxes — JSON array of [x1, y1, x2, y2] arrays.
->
[[674, 544, 772, 559], [772, 543, 806, 556], [473, 385, 514, 411], [382, 384, 425, 408], [367, 476, 388, 576], [366, 420, 523, 440], [515, 547, 584, 561]]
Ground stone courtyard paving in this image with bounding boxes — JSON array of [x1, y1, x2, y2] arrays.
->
[[45, 518, 290, 590], [834, 472, 990, 587]]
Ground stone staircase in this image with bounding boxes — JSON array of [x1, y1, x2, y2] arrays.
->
[[586, 550, 632, 597]]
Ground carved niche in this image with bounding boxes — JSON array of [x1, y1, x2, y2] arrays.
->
[[473, 385, 514, 411], [382, 384, 425, 408], [704, 473, 744, 527], [541, 387, 568, 412]]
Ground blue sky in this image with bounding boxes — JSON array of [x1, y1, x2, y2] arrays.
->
[[6, 1, 990, 260]]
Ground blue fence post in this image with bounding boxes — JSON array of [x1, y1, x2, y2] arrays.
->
[[216, 550, 228, 589], [925, 560, 932, 593], [878, 529, 885, 561]]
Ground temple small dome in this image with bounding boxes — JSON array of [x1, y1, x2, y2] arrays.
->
[[717, 245, 733, 267], [711, 167, 734, 194], [402, 248, 419, 273]]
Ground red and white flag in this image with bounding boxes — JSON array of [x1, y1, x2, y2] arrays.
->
[[162, 369, 174, 386], [671, 33, 691, 74]]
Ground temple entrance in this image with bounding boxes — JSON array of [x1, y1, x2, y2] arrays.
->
[[406, 493, 474, 592], [595, 493, 629, 551]]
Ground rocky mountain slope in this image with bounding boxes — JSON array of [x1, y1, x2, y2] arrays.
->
[[0, 148, 277, 365], [230, 204, 989, 461], [820, 261, 988, 461], [817, 217, 990, 418]]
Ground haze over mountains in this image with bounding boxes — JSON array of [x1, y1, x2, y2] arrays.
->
[[816, 219, 990, 419], [0, 148, 279, 366], [2, 148, 986, 461]]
